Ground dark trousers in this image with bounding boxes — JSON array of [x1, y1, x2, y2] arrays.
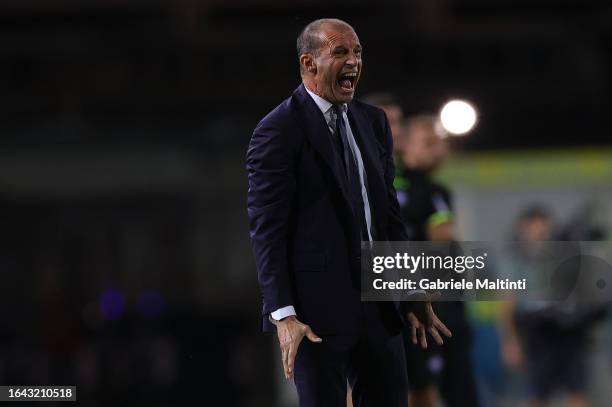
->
[[293, 304, 408, 407]]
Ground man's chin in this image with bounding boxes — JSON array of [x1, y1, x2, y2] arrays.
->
[[336, 92, 355, 103]]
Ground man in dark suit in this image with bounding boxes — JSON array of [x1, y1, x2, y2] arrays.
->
[[246, 18, 451, 406]]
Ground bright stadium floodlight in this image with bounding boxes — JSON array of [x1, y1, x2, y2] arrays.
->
[[439, 100, 478, 135]]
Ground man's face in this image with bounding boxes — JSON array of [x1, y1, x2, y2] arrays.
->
[[519, 217, 552, 241], [308, 24, 362, 104]]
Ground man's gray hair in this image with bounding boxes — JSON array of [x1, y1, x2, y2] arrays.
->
[[296, 18, 353, 75]]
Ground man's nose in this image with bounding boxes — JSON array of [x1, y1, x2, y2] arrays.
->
[[345, 52, 358, 66]]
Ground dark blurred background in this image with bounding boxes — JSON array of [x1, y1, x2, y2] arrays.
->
[[1, 0, 612, 406]]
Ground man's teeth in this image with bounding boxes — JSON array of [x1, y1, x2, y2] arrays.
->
[[339, 73, 357, 89]]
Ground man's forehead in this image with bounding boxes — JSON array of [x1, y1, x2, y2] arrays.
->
[[319, 24, 360, 45]]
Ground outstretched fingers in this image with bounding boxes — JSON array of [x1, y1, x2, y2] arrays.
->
[[433, 317, 452, 338], [305, 326, 322, 343], [429, 326, 444, 346], [407, 313, 419, 345], [419, 325, 428, 349], [281, 345, 290, 379]]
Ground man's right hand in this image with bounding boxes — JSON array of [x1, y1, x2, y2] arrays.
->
[[273, 315, 322, 379]]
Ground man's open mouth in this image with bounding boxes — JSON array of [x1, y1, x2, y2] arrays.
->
[[338, 72, 358, 92]]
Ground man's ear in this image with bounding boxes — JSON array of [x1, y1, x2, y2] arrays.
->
[[300, 54, 316, 74]]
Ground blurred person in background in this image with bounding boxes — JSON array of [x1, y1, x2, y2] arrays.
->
[[393, 115, 452, 241], [500, 206, 605, 407], [391, 114, 480, 407], [247, 19, 450, 407], [360, 93, 404, 149], [361, 95, 477, 407]]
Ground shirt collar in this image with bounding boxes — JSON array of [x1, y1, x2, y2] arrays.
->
[[304, 85, 347, 115]]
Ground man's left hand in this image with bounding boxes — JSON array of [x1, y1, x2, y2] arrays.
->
[[405, 301, 452, 349]]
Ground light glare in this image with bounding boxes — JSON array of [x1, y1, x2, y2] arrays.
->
[[439, 100, 477, 135]]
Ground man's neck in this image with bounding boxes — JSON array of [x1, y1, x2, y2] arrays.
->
[[302, 79, 319, 96], [303, 83, 334, 116], [302, 81, 335, 105]]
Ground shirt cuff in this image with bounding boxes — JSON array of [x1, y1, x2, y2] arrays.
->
[[405, 289, 428, 300], [270, 306, 297, 321]]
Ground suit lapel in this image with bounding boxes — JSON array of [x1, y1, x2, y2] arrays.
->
[[292, 85, 354, 210]]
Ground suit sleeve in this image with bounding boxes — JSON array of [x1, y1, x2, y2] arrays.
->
[[380, 113, 409, 241], [246, 117, 296, 316]]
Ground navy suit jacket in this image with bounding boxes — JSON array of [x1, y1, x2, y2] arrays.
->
[[247, 84, 408, 335]]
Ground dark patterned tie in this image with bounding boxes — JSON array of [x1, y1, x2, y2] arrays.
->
[[332, 104, 369, 240]]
